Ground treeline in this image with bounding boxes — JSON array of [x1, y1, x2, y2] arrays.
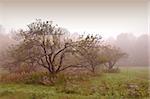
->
[[107, 33, 149, 66]]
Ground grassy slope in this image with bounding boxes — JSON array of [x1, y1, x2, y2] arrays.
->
[[0, 67, 149, 99]]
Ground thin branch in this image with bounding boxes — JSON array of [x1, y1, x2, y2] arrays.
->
[[56, 52, 66, 72], [37, 59, 49, 70], [52, 44, 68, 63], [41, 37, 52, 71]]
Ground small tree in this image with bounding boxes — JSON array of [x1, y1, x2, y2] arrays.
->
[[102, 45, 127, 70], [73, 34, 105, 73]]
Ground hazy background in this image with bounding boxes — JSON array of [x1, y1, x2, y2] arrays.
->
[[0, 0, 149, 66], [0, 0, 149, 38]]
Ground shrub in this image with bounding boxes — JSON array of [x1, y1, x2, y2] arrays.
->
[[0, 72, 53, 85]]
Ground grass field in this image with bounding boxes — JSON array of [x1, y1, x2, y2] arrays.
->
[[0, 67, 149, 99]]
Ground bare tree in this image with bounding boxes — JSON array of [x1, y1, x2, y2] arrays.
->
[[73, 34, 105, 73], [102, 45, 127, 70], [3, 20, 82, 76]]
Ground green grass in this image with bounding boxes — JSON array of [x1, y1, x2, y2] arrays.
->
[[0, 67, 149, 99]]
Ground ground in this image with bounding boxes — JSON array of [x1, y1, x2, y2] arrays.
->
[[0, 67, 149, 99]]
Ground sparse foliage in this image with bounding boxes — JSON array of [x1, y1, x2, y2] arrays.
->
[[73, 34, 105, 73], [2, 20, 82, 77], [102, 45, 127, 70]]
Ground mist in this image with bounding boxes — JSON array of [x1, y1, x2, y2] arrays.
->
[[0, 25, 149, 67], [0, 1, 149, 98], [107, 33, 149, 66], [0, 0, 148, 38]]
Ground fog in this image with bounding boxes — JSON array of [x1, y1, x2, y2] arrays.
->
[[0, 25, 149, 67], [0, 27, 12, 51], [0, 0, 149, 67], [107, 33, 149, 66], [0, 0, 148, 38]]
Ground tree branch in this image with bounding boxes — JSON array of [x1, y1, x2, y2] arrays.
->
[[56, 52, 66, 72], [41, 38, 52, 71], [37, 59, 49, 70], [52, 44, 68, 63]]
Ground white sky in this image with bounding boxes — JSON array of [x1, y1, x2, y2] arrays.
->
[[0, 0, 149, 38]]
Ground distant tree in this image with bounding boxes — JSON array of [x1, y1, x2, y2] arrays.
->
[[134, 34, 149, 66], [116, 33, 136, 66], [102, 45, 127, 70], [0, 33, 15, 67], [115, 33, 149, 66]]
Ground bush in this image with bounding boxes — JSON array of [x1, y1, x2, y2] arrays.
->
[[0, 72, 53, 85], [0, 72, 31, 83]]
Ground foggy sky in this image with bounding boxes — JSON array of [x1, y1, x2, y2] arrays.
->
[[0, 0, 149, 38]]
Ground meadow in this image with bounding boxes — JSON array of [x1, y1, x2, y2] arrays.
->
[[0, 67, 149, 99]]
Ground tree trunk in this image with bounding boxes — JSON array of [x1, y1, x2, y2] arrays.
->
[[48, 71, 57, 85], [91, 64, 96, 73], [108, 61, 115, 70]]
